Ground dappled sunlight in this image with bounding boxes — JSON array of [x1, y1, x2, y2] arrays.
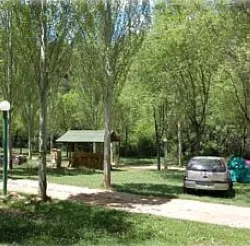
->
[[0, 198, 134, 245]]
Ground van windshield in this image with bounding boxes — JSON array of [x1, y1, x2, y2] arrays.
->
[[188, 159, 226, 172]]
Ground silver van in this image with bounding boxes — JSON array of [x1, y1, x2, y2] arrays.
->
[[183, 156, 233, 196]]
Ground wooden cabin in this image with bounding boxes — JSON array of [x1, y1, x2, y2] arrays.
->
[[56, 130, 120, 170]]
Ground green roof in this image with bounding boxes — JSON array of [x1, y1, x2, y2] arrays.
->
[[56, 130, 119, 143]]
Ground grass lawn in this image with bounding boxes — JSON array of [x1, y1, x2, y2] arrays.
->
[[1, 194, 250, 246], [4, 160, 250, 207]]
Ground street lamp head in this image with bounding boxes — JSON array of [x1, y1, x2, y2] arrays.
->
[[0, 100, 10, 111]]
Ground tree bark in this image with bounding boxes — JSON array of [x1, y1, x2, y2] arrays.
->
[[163, 138, 168, 169], [103, 84, 112, 188], [117, 141, 120, 165], [156, 138, 161, 171], [38, 0, 48, 202], [195, 128, 202, 155], [243, 124, 247, 155], [125, 126, 128, 156], [38, 95, 47, 201], [153, 107, 161, 171], [27, 121, 33, 160], [7, 5, 13, 170], [177, 120, 183, 166]]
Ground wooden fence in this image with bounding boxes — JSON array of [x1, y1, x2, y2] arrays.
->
[[71, 152, 103, 170]]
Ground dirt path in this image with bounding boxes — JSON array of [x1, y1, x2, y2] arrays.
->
[[6, 178, 250, 229], [125, 164, 185, 171]]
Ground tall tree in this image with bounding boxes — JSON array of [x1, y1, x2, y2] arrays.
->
[[73, 0, 145, 187], [13, 0, 72, 200], [36, 0, 48, 201], [0, 1, 17, 169]]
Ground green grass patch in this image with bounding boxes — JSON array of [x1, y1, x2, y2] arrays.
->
[[0, 195, 250, 246], [4, 162, 250, 207]]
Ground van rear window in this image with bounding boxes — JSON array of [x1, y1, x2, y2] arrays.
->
[[188, 159, 226, 172]]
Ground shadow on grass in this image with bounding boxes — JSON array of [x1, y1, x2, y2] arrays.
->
[[113, 183, 181, 199], [68, 189, 173, 208], [0, 199, 134, 245]]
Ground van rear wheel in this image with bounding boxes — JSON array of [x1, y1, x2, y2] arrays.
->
[[225, 187, 235, 198]]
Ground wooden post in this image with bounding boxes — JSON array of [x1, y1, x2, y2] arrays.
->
[[56, 149, 62, 168], [93, 142, 96, 153]]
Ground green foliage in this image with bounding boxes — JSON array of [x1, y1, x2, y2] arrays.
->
[[119, 0, 250, 157], [51, 92, 84, 131], [1, 0, 250, 161]]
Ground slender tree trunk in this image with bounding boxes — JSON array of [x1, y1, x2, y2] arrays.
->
[[156, 139, 161, 170], [125, 126, 128, 156], [111, 142, 116, 165], [24, 104, 34, 160], [28, 120, 33, 160], [177, 120, 183, 166], [38, 95, 48, 201], [117, 141, 120, 165], [163, 139, 167, 169], [7, 5, 13, 170], [103, 84, 112, 188], [38, 0, 48, 201], [153, 107, 161, 171], [192, 124, 202, 155]]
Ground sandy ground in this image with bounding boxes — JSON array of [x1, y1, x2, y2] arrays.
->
[[5, 178, 250, 230]]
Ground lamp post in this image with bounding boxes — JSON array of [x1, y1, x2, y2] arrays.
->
[[0, 100, 10, 195]]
